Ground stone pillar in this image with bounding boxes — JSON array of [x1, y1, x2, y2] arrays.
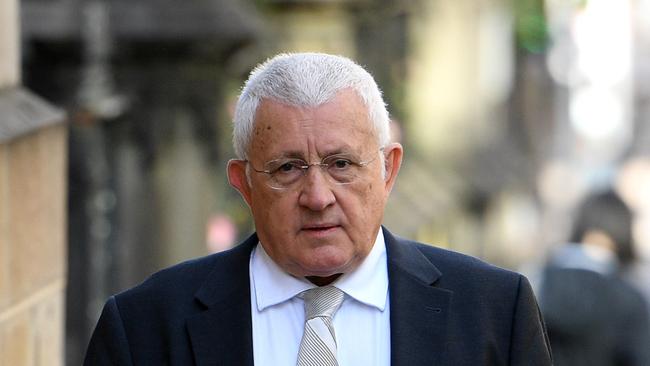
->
[[0, 0, 67, 364], [0, 0, 18, 86]]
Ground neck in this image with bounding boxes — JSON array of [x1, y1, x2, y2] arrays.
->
[[306, 273, 342, 286]]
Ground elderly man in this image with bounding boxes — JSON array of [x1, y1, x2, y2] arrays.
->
[[84, 53, 552, 365]]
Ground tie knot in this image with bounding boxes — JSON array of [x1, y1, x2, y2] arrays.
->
[[301, 286, 344, 320]]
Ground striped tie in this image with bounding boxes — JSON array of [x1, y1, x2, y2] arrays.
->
[[297, 286, 345, 366]]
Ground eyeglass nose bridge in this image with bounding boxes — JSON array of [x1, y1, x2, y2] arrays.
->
[[298, 161, 335, 183]]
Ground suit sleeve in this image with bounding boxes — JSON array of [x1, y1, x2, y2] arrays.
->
[[83, 296, 134, 366], [508, 275, 553, 366]]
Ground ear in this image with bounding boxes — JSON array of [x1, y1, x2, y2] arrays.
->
[[227, 159, 253, 207], [382, 142, 403, 195]]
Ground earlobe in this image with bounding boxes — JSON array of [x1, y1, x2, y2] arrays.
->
[[382, 143, 403, 192], [227, 159, 253, 207]]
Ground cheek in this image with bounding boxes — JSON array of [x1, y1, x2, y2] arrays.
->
[[346, 183, 385, 224], [251, 200, 291, 254], [364, 179, 386, 206], [250, 193, 274, 226], [251, 193, 296, 230]]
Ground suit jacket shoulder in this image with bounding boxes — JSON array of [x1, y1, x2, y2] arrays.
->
[[411, 238, 523, 291], [116, 237, 252, 305], [384, 229, 552, 366], [84, 234, 258, 366]]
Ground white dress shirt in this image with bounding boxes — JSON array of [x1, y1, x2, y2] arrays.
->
[[249, 230, 391, 366]]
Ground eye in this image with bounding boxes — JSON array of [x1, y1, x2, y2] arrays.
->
[[270, 160, 304, 174], [279, 162, 296, 172], [330, 158, 353, 169]]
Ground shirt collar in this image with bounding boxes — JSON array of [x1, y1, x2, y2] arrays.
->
[[251, 230, 389, 312]]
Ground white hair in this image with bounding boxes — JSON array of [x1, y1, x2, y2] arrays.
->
[[232, 52, 391, 159]]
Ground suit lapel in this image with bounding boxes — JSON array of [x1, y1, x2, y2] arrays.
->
[[186, 234, 258, 366], [384, 228, 453, 366]]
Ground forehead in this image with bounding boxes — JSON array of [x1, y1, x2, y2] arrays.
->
[[250, 90, 376, 157]]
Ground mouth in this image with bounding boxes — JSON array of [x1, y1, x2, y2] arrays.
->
[[300, 224, 340, 235]]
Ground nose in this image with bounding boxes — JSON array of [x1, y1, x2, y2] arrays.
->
[[298, 165, 336, 211]]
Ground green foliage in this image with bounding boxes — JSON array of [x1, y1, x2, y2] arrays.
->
[[514, 0, 549, 53]]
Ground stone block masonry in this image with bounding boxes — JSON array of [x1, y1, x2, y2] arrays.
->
[[0, 0, 67, 364]]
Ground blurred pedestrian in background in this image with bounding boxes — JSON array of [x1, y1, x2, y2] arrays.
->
[[538, 190, 650, 366]]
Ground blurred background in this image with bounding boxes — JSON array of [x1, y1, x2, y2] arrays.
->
[[2, 0, 650, 364]]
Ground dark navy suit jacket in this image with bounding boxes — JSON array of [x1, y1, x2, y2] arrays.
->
[[84, 228, 552, 365]]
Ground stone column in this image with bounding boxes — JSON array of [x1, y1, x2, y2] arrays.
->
[[0, 0, 18, 86], [0, 0, 67, 364]]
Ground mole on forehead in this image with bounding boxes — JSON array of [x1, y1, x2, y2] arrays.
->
[[253, 116, 371, 137]]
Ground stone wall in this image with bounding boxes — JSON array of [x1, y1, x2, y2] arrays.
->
[[0, 0, 67, 364]]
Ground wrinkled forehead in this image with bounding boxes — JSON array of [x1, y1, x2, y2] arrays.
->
[[253, 88, 374, 129], [249, 92, 378, 158]]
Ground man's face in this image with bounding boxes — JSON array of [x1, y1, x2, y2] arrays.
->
[[228, 89, 402, 280]]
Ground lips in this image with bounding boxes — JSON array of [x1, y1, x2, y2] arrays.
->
[[302, 224, 338, 231], [300, 223, 341, 234]]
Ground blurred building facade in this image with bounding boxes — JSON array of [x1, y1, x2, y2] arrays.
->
[[21, 0, 265, 363], [0, 0, 67, 364]]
